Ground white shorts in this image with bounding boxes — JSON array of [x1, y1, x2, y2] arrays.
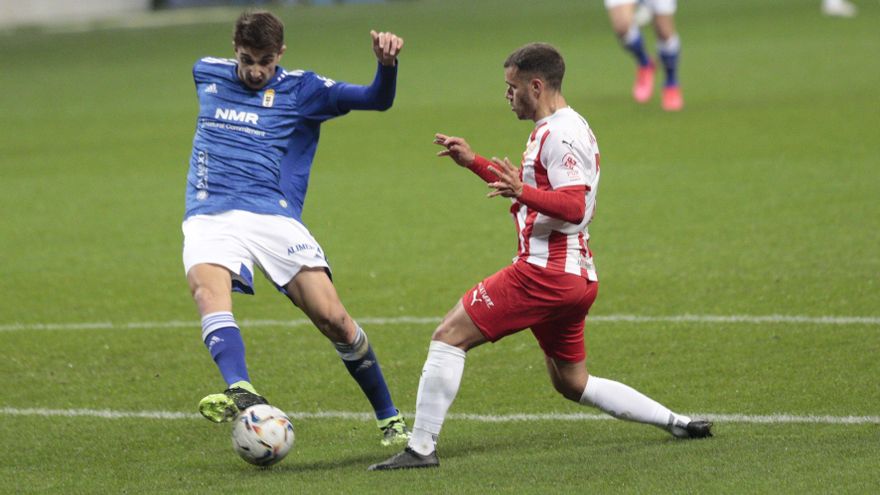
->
[[182, 210, 330, 294], [604, 0, 677, 15]]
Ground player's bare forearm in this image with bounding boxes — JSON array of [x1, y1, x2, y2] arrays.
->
[[371, 31, 403, 66]]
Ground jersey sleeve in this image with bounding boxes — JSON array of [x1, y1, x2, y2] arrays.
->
[[335, 62, 397, 112], [192, 59, 208, 87], [295, 71, 352, 121], [468, 155, 501, 183], [518, 185, 586, 224], [192, 57, 236, 87], [540, 130, 592, 190]]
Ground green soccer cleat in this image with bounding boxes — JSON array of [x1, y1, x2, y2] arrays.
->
[[198, 383, 268, 423], [377, 413, 411, 447]]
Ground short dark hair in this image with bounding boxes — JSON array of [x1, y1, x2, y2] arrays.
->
[[233, 11, 284, 53], [503, 43, 565, 91]]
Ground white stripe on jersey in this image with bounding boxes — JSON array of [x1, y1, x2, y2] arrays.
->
[[564, 233, 582, 275]]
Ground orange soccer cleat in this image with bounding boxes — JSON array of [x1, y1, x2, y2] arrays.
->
[[633, 62, 656, 103], [661, 85, 684, 111]]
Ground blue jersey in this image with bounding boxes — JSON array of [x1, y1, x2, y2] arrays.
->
[[185, 57, 354, 221]]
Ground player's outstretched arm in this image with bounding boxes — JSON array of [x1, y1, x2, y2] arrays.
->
[[435, 133, 503, 184], [335, 30, 402, 112], [434, 134, 475, 167], [371, 30, 403, 66]]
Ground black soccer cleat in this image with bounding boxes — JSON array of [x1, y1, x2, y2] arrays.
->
[[368, 447, 440, 471], [225, 386, 269, 411], [671, 419, 713, 439], [683, 419, 713, 438]]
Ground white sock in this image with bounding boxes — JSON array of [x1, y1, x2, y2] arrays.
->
[[408, 341, 466, 455], [623, 24, 641, 45], [579, 376, 690, 432], [657, 34, 681, 57]]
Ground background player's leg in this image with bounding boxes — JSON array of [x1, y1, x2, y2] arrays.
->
[[285, 268, 406, 443], [608, 2, 655, 103], [654, 14, 683, 110], [608, 2, 648, 65]]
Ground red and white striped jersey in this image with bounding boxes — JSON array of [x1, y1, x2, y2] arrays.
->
[[512, 107, 600, 280]]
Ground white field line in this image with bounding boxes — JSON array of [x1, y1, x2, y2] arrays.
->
[[1, 407, 877, 425], [1, 314, 878, 332]]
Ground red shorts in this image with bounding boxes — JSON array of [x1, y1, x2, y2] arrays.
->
[[461, 261, 598, 362]]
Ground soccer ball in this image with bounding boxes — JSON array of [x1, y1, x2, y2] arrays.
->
[[231, 404, 295, 467]]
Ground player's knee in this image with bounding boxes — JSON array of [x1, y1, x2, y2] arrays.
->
[[192, 285, 225, 311], [558, 385, 583, 403], [313, 310, 353, 342], [431, 321, 468, 349], [430, 322, 454, 343], [554, 375, 587, 402], [553, 381, 584, 402]]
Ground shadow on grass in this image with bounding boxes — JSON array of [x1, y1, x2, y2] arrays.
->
[[222, 423, 717, 475]]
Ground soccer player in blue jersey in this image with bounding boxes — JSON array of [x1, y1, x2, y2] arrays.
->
[[604, 0, 683, 111], [182, 11, 409, 446]]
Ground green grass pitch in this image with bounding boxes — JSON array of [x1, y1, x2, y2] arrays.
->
[[0, 0, 878, 493]]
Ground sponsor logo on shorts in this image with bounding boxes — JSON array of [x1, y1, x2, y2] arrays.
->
[[470, 282, 494, 309], [287, 243, 315, 255]]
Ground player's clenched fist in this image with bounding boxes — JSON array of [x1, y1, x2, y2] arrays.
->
[[371, 30, 404, 66]]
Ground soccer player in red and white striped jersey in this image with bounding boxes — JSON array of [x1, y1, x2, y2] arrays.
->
[[369, 42, 711, 471]]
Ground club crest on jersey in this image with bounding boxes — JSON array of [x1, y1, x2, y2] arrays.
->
[[562, 153, 582, 179], [262, 89, 275, 108]]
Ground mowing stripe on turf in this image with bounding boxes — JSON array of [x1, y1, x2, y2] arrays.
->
[[1, 314, 878, 332], [1, 407, 877, 425], [5, 7, 239, 35]]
